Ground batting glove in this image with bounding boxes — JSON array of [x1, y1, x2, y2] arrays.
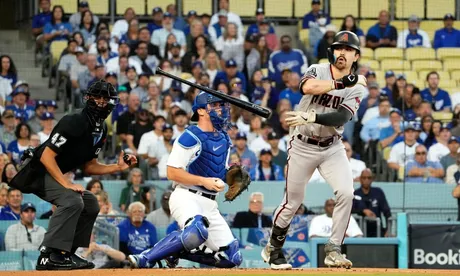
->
[[285, 110, 316, 127]]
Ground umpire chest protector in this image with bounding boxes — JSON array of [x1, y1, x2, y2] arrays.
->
[[179, 125, 230, 184]]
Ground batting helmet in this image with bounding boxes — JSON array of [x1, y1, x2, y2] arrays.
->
[[327, 31, 361, 66]]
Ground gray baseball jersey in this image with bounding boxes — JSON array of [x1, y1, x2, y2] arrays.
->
[[271, 63, 366, 248], [296, 63, 365, 138]]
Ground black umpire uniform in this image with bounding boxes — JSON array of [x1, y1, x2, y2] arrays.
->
[[10, 80, 126, 270]]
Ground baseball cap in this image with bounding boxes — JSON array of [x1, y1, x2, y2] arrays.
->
[[187, 10, 197, 17], [125, 65, 136, 73], [40, 112, 54, 120], [259, 19, 270, 25], [163, 12, 172, 18], [78, 1, 89, 8], [47, 100, 58, 108], [21, 202, 36, 213], [408, 15, 420, 22], [325, 24, 337, 33], [2, 110, 14, 119], [12, 86, 29, 96], [368, 82, 379, 89], [225, 59, 237, 67], [218, 9, 228, 17], [118, 85, 128, 93], [170, 101, 183, 109], [192, 60, 203, 68], [170, 80, 182, 91], [75, 47, 85, 54], [152, 7, 163, 14], [245, 34, 257, 43], [404, 122, 417, 131], [449, 136, 460, 144], [118, 38, 129, 46], [105, 72, 117, 79], [35, 100, 47, 109], [267, 132, 279, 140], [260, 149, 273, 156], [256, 8, 264, 15], [95, 64, 105, 70], [385, 70, 395, 78], [171, 42, 181, 49], [444, 13, 455, 20], [366, 70, 376, 78], [397, 74, 406, 80], [162, 123, 173, 131], [390, 109, 402, 116], [15, 80, 29, 87], [174, 109, 187, 117], [138, 72, 151, 78], [235, 132, 247, 140], [312, 0, 321, 4]]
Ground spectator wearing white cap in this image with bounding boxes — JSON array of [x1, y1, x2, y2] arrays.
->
[[397, 15, 431, 48], [208, 9, 229, 44], [70, 47, 88, 90], [37, 112, 54, 144], [209, 0, 243, 37]]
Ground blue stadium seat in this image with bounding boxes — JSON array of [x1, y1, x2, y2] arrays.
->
[[0, 251, 23, 270], [23, 251, 40, 271]]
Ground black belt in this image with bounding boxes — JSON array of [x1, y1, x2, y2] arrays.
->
[[188, 189, 216, 200], [297, 134, 335, 147]]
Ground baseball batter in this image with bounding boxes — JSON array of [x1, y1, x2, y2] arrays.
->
[[128, 92, 242, 269], [261, 31, 367, 269]]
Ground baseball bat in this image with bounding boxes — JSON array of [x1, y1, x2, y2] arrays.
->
[[154, 67, 272, 119]]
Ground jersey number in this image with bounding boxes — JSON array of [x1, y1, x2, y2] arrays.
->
[[51, 133, 67, 148]]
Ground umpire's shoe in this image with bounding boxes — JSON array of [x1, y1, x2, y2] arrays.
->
[[36, 246, 72, 270], [261, 243, 292, 270], [71, 253, 95, 269], [324, 242, 352, 268]]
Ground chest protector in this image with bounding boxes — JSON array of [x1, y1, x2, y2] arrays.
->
[[182, 126, 230, 191]]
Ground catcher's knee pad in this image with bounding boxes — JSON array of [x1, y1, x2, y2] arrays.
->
[[181, 215, 210, 251]]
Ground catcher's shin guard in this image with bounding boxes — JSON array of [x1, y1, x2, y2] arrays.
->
[[139, 215, 209, 266]]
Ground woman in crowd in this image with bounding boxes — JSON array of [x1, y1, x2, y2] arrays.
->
[[204, 50, 220, 84], [120, 18, 139, 50], [0, 55, 18, 87], [78, 10, 96, 46], [247, 116, 264, 144], [255, 35, 271, 69], [157, 94, 173, 119], [340, 15, 365, 47], [182, 35, 212, 73], [143, 81, 161, 115], [72, 31, 87, 50], [215, 22, 244, 71], [0, 154, 8, 183], [7, 123, 31, 165], [419, 115, 434, 142], [43, 5, 72, 43], [1, 163, 17, 185], [391, 74, 407, 107], [156, 60, 174, 92], [425, 120, 442, 149], [86, 179, 104, 194]]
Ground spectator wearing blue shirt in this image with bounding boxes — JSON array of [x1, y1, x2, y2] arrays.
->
[[381, 71, 396, 104], [95, 38, 118, 66], [406, 145, 445, 183], [166, 3, 187, 32], [43, 5, 73, 43], [360, 97, 392, 143], [302, 0, 331, 29], [183, 10, 198, 36], [112, 86, 129, 123], [340, 15, 365, 47], [147, 7, 164, 34], [358, 82, 380, 120], [250, 149, 285, 181], [397, 15, 431, 48], [366, 10, 398, 49], [231, 132, 258, 170], [0, 55, 18, 87], [279, 72, 302, 109], [379, 109, 404, 148], [246, 8, 276, 37], [268, 35, 308, 89], [420, 71, 452, 112], [434, 13, 460, 49], [0, 188, 22, 221], [352, 169, 392, 237], [7, 123, 31, 165], [213, 59, 247, 91], [5, 87, 34, 121], [118, 202, 157, 255], [32, 0, 52, 50]]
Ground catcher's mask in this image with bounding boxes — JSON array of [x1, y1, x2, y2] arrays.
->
[[191, 92, 230, 131], [327, 31, 360, 71], [83, 79, 119, 133]]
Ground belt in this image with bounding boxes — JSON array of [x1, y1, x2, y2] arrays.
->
[[297, 134, 335, 147], [188, 189, 216, 200]]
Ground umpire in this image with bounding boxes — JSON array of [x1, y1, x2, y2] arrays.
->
[[10, 80, 137, 270]]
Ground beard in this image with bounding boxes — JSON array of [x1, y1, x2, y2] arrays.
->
[[99, 47, 107, 53]]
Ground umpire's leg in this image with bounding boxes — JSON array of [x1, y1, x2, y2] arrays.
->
[[71, 191, 100, 250]]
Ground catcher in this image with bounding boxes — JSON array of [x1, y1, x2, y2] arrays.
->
[[128, 92, 251, 269]]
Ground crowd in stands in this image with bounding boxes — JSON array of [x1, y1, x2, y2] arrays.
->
[[0, 0, 460, 268]]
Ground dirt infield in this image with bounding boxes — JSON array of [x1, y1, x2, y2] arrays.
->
[[3, 268, 460, 276]]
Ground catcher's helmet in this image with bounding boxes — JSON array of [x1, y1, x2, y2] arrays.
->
[[84, 79, 119, 131], [191, 92, 229, 130], [327, 31, 361, 66]]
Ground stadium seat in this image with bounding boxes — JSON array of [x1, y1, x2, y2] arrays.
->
[[50, 41, 68, 65], [261, 68, 268, 77], [426, 0, 455, 19], [437, 48, 460, 61], [410, 79, 425, 88], [374, 48, 404, 61], [444, 87, 459, 94], [359, 59, 380, 70], [376, 78, 386, 88], [0, 251, 23, 271], [443, 59, 460, 72], [264, 0, 293, 17], [418, 70, 450, 80], [360, 0, 389, 19], [294, 0, 314, 18], [318, 58, 329, 64], [299, 29, 309, 47], [51, 0, 77, 14], [359, 19, 375, 33], [420, 20, 444, 31], [87, 0, 108, 15], [439, 79, 458, 88], [23, 251, 40, 271], [382, 147, 392, 160], [425, 30, 436, 43], [230, 0, 257, 17], [147, 0, 174, 15], [392, 20, 406, 32], [450, 70, 460, 81], [432, 111, 453, 121], [396, 0, 424, 19], [331, 19, 343, 29], [360, 47, 374, 59], [116, 0, 145, 15], [330, 0, 358, 18], [380, 59, 411, 71], [412, 60, 443, 72], [374, 70, 384, 80], [183, 0, 212, 15], [393, 71, 418, 82], [406, 48, 436, 61]]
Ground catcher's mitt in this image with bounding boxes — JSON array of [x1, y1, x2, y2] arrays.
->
[[225, 164, 251, 201]]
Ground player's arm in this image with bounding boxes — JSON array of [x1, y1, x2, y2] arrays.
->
[[300, 68, 366, 96], [452, 185, 460, 198], [40, 147, 75, 189], [83, 151, 137, 175]]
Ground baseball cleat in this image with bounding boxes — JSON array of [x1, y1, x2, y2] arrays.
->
[[261, 244, 292, 270], [70, 253, 95, 269], [164, 255, 179, 268], [324, 242, 352, 269], [128, 254, 153, 269], [36, 247, 72, 271]]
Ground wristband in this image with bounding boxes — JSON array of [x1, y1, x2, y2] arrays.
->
[[334, 79, 346, 90]]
